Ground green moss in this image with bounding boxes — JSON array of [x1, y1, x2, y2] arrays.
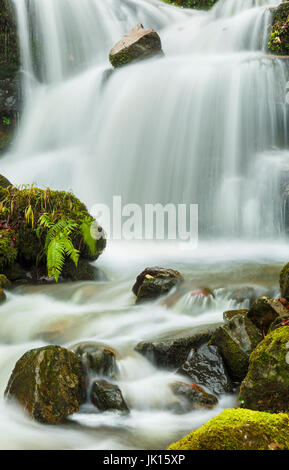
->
[[0, 0, 20, 78], [162, 0, 218, 10], [168, 408, 289, 450], [280, 262, 289, 299], [0, 273, 11, 288], [268, 2, 289, 55], [0, 229, 17, 271], [239, 327, 289, 412]]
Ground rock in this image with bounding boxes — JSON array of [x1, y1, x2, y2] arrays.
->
[[168, 408, 289, 450], [61, 258, 102, 282], [70, 342, 118, 378], [165, 0, 218, 10], [169, 381, 217, 414], [223, 309, 248, 322], [109, 24, 162, 68], [135, 326, 216, 370], [268, 314, 289, 332], [239, 327, 289, 413], [209, 314, 263, 382], [0, 174, 11, 188], [247, 296, 288, 333], [227, 286, 260, 307], [132, 266, 184, 304], [268, 2, 289, 55], [4, 345, 85, 424], [0, 287, 6, 304], [2, 261, 27, 282], [177, 344, 233, 395], [163, 284, 215, 310], [0, 273, 11, 289], [90, 379, 129, 413], [280, 262, 289, 300]]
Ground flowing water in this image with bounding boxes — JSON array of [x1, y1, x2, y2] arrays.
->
[[0, 0, 289, 450]]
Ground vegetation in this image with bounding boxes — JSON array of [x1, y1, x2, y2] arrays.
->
[[268, 2, 289, 55], [162, 0, 218, 10]]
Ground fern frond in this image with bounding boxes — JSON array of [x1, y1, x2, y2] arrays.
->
[[46, 236, 67, 282], [80, 219, 97, 256]]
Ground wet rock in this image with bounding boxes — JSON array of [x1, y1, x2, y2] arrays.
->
[[0, 287, 6, 304], [61, 258, 102, 282], [168, 408, 289, 450], [135, 327, 215, 370], [268, 314, 289, 332], [247, 296, 288, 333], [268, 2, 289, 56], [109, 24, 162, 68], [5, 345, 85, 424], [0, 273, 11, 289], [132, 266, 184, 304], [169, 381, 218, 413], [280, 262, 289, 300], [0, 174, 12, 188], [71, 342, 118, 378], [209, 314, 263, 382], [223, 309, 248, 322], [90, 379, 129, 413], [239, 327, 289, 412], [177, 344, 233, 395], [227, 286, 259, 307]]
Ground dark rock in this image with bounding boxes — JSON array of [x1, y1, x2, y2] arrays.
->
[[247, 296, 288, 333], [177, 344, 233, 395], [132, 266, 184, 304], [5, 345, 85, 424], [90, 379, 129, 413], [169, 381, 217, 413], [61, 258, 102, 282], [239, 327, 289, 413], [109, 24, 162, 68], [268, 314, 289, 332], [71, 341, 118, 378], [223, 309, 248, 322], [209, 314, 263, 382]]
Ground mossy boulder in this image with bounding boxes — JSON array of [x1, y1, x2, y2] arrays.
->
[[90, 380, 129, 413], [0, 287, 6, 303], [5, 345, 86, 424], [177, 344, 233, 395], [168, 408, 289, 450], [209, 314, 263, 382], [239, 327, 289, 412], [109, 24, 162, 68], [247, 296, 287, 333], [0, 273, 11, 288], [70, 342, 118, 379], [169, 381, 218, 413], [268, 2, 289, 55], [280, 262, 289, 300], [163, 0, 218, 10], [132, 266, 184, 304]]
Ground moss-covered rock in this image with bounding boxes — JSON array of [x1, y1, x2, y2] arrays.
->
[[5, 345, 86, 424], [280, 262, 289, 300], [268, 2, 289, 55], [90, 379, 129, 413], [0, 174, 11, 188], [0, 286, 6, 303], [132, 266, 184, 304], [163, 0, 218, 10], [168, 408, 289, 450], [247, 296, 287, 333], [0, 273, 11, 288], [70, 342, 118, 379], [0, 229, 17, 272], [169, 381, 218, 413], [239, 327, 289, 413], [109, 24, 162, 68], [209, 314, 263, 382], [268, 314, 289, 332]]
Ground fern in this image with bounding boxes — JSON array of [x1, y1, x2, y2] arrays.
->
[[80, 217, 97, 257]]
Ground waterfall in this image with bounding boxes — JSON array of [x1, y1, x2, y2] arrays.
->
[[1, 0, 287, 239]]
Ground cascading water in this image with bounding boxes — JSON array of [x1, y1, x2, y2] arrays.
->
[[1, 0, 289, 450]]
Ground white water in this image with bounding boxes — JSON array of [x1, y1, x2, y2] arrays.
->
[[0, 0, 289, 450]]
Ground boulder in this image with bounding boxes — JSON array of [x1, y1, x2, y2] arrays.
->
[[177, 344, 233, 395], [169, 381, 217, 414], [109, 24, 162, 68], [0, 287, 6, 304], [268, 314, 289, 332], [90, 379, 129, 413], [268, 2, 289, 55], [168, 408, 289, 450], [223, 309, 248, 322], [0, 273, 11, 289], [280, 262, 289, 300], [132, 266, 184, 304], [135, 326, 216, 370], [5, 345, 85, 424], [239, 327, 289, 412], [70, 342, 118, 378], [61, 258, 102, 282], [247, 296, 287, 333], [209, 314, 263, 382]]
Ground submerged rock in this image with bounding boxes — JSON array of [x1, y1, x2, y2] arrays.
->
[[5, 345, 85, 424], [71, 342, 118, 378], [90, 379, 129, 413], [177, 344, 233, 395], [132, 266, 184, 304], [109, 24, 162, 68], [280, 262, 289, 300], [247, 296, 287, 333], [168, 408, 289, 450], [239, 327, 289, 413], [169, 381, 217, 413], [209, 314, 263, 382]]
